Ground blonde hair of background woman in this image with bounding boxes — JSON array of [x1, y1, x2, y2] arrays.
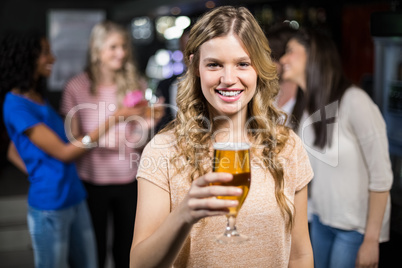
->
[[86, 20, 142, 106]]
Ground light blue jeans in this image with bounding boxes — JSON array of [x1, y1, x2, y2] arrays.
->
[[27, 200, 97, 268], [311, 214, 364, 268]]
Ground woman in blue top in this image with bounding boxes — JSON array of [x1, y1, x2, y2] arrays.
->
[[0, 32, 150, 268]]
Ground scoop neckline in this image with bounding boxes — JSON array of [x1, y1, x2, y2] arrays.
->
[[9, 92, 47, 106]]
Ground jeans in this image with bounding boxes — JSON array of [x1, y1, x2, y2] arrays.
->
[[27, 200, 97, 268], [311, 214, 364, 268]]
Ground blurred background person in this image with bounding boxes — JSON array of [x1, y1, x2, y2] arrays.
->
[[280, 27, 393, 268], [266, 22, 304, 130], [60, 20, 162, 268], [0, 31, 98, 268], [266, 22, 313, 229]]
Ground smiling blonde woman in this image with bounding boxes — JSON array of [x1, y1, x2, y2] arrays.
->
[[130, 6, 314, 268]]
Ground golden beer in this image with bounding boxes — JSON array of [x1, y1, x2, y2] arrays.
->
[[212, 143, 251, 216]]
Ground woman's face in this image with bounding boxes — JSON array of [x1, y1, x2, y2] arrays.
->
[[280, 39, 307, 89], [99, 32, 128, 71], [35, 38, 55, 78], [198, 33, 257, 118]]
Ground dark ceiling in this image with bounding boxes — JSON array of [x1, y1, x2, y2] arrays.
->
[[2, 0, 398, 23]]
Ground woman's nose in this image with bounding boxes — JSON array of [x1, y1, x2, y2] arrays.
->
[[279, 55, 286, 65], [116, 47, 127, 58], [221, 67, 236, 85]]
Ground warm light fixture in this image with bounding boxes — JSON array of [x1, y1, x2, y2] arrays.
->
[[205, 1, 215, 9]]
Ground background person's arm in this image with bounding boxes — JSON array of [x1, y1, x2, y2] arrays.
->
[[347, 89, 393, 267], [24, 105, 148, 163], [355, 191, 389, 268]]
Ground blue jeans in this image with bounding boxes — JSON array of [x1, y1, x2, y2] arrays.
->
[[311, 215, 364, 268], [27, 200, 97, 268]]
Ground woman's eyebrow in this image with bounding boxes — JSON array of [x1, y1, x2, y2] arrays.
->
[[202, 56, 250, 63]]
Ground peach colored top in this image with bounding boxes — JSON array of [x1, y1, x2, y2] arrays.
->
[[137, 130, 313, 267]]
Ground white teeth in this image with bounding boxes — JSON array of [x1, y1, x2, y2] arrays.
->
[[218, 90, 242, 97]]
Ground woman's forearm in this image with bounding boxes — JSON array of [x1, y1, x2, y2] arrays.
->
[[364, 190, 389, 242], [59, 105, 148, 162], [130, 173, 237, 267], [289, 254, 314, 268], [130, 207, 193, 268], [57, 115, 117, 162], [25, 113, 119, 163]]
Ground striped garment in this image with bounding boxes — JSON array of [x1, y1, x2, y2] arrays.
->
[[61, 72, 146, 185]]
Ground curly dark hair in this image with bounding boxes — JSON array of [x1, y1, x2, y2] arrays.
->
[[0, 31, 46, 98], [0, 31, 46, 165]]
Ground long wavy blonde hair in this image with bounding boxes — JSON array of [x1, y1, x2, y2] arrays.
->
[[163, 6, 293, 230], [86, 21, 141, 105]]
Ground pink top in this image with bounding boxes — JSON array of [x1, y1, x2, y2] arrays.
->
[[136, 130, 313, 267], [61, 73, 145, 185]]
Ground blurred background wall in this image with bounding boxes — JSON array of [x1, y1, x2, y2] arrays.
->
[[0, 0, 396, 102]]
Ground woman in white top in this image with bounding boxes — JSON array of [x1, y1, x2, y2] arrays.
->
[[280, 28, 393, 268]]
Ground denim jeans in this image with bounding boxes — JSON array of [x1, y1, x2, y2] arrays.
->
[[27, 200, 97, 268], [311, 214, 364, 268]]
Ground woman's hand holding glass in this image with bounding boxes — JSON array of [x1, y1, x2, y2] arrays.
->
[[178, 172, 243, 225]]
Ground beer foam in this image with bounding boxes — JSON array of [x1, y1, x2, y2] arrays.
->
[[213, 142, 250, 150]]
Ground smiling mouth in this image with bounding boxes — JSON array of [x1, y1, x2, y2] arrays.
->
[[216, 90, 243, 97]]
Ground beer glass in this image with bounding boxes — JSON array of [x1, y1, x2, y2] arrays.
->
[[212, 142, 251, 243]]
